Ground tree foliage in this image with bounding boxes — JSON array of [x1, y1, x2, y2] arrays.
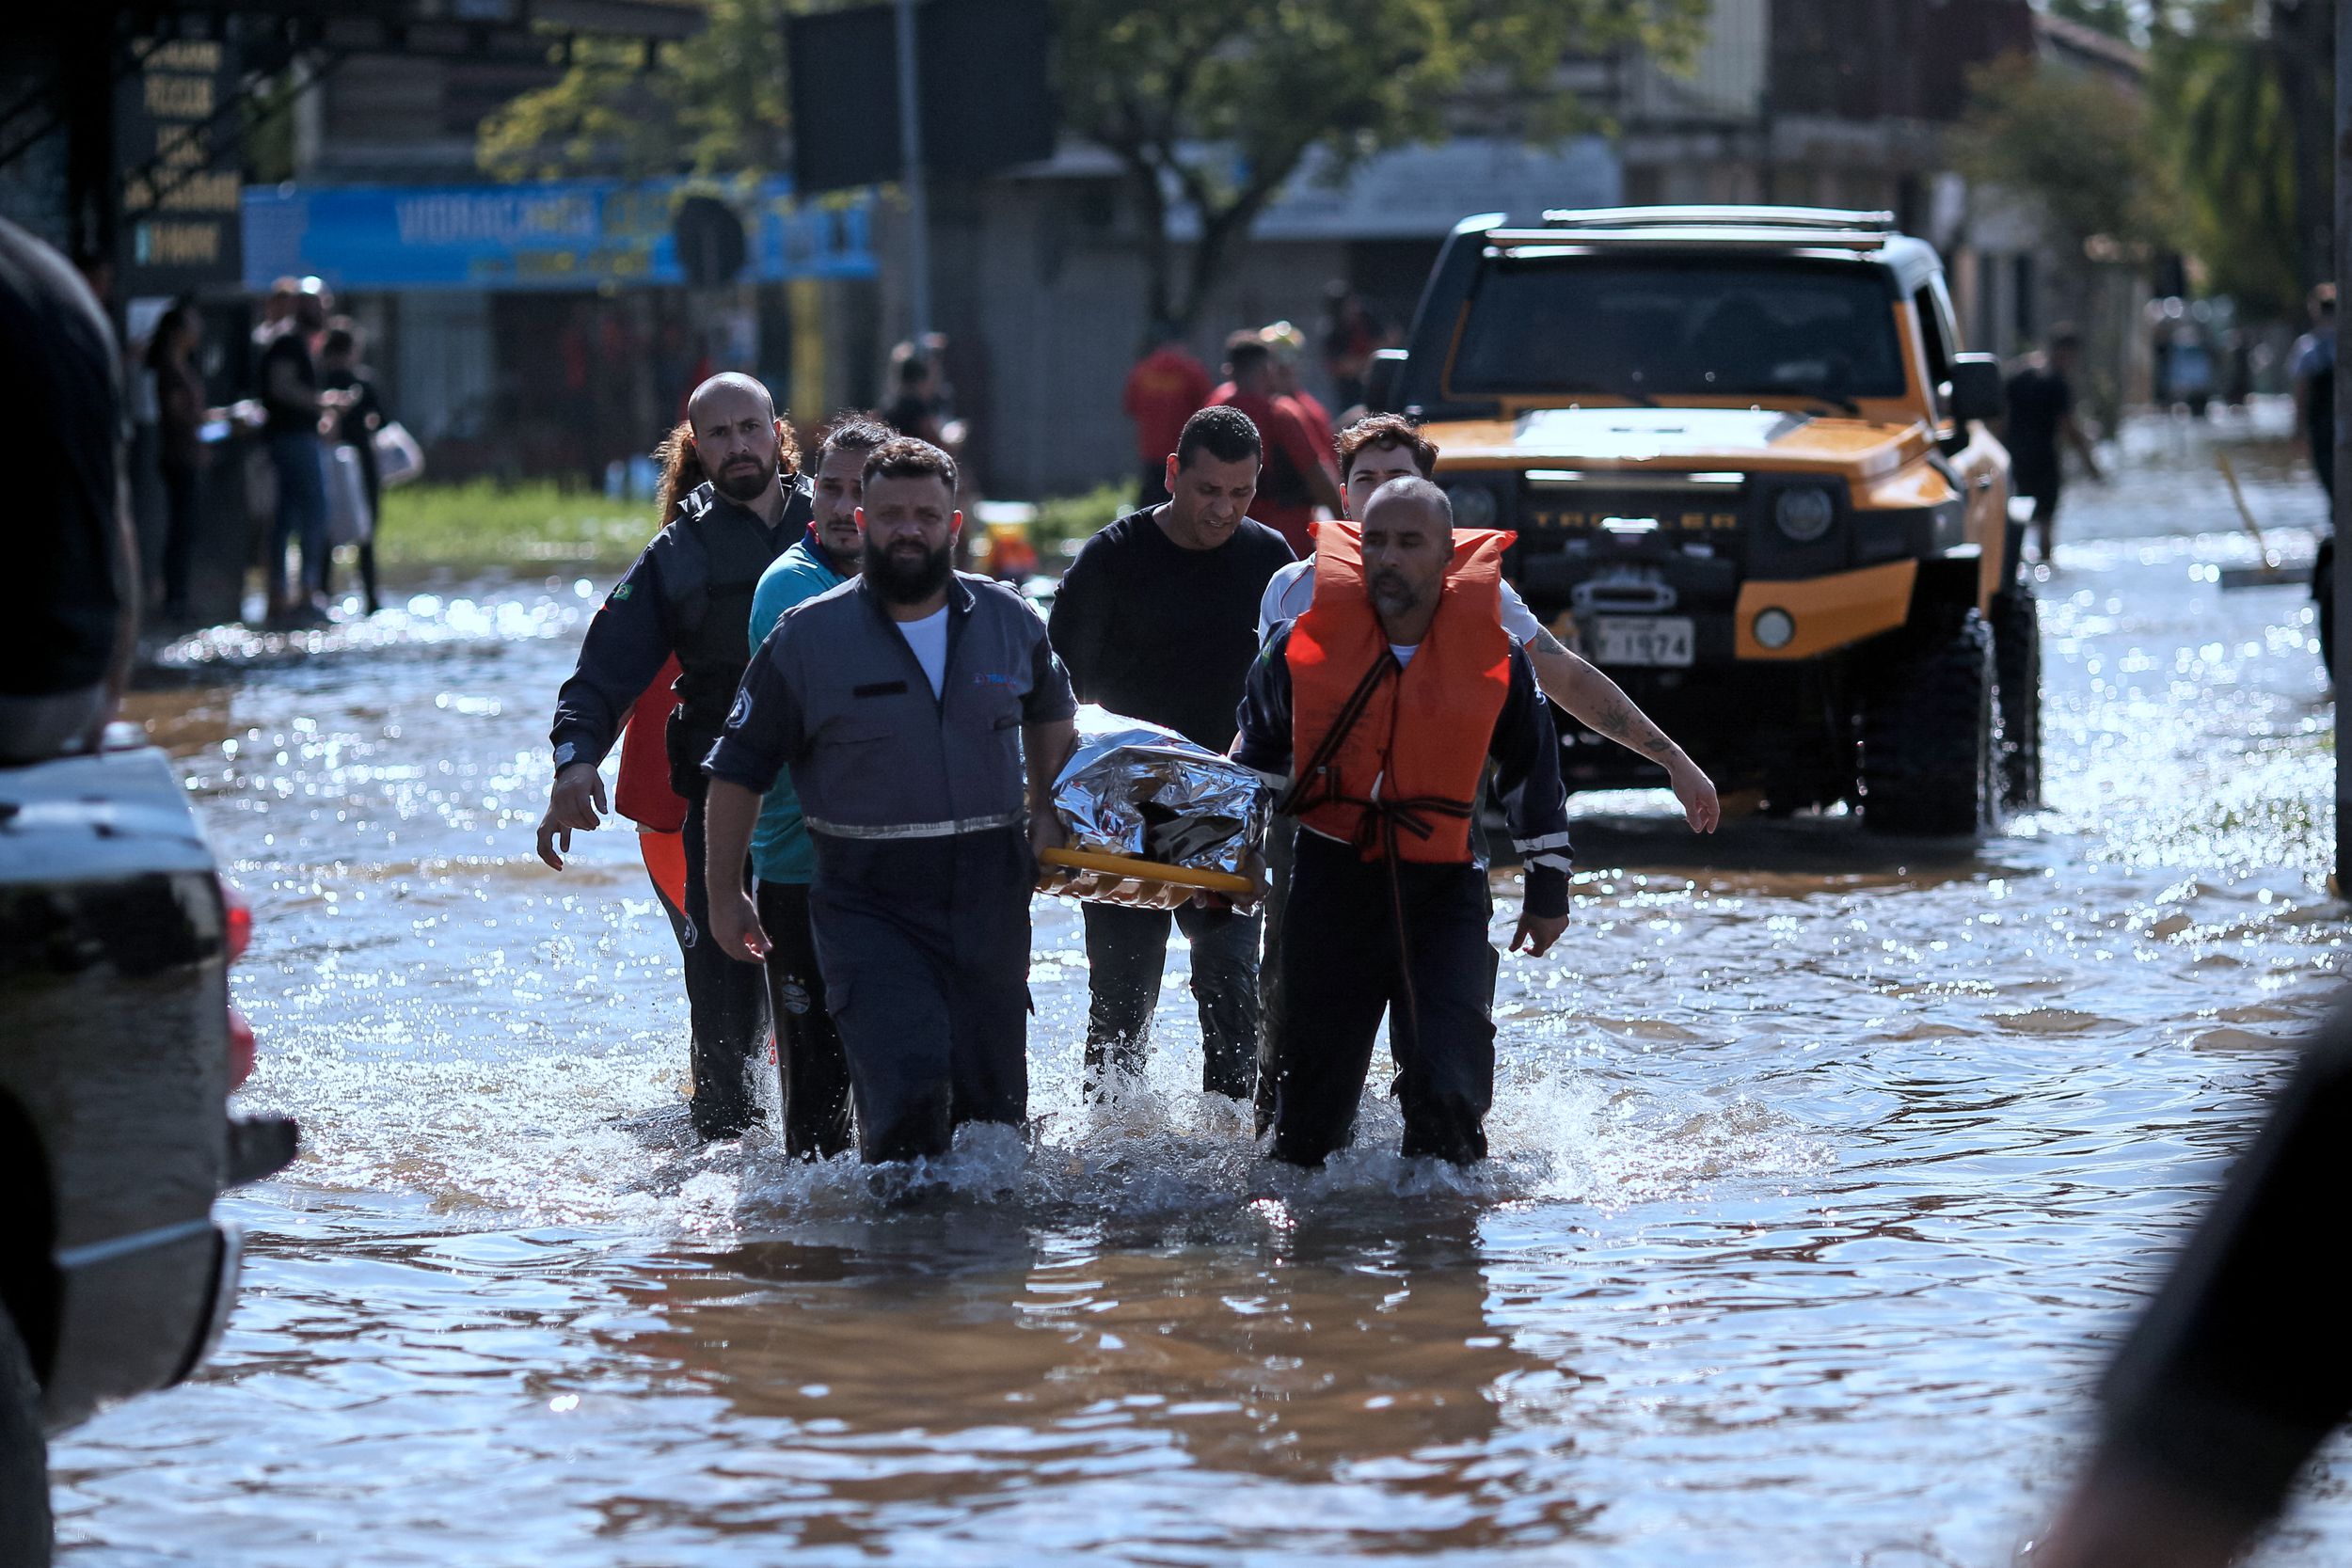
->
[[477, 0, 790, 181], [2145, 0, 2331, 314], [2049, 0, 2139, 40], [1955, 2, 2336, 320], [2150, 19, 2298, 308], [1951, 55, 2174, 260], [1055, 0, 1707, 330], [476, 0, 1706, 327]]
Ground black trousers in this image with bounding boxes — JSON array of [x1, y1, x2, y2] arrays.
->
[[755, 879, 854, 1160], [158, 460, 199, 614], [1082, 900, 1259, 1098], [1252, 813, 1297, 1136], [1258, 799, 1506, 1136], [1264, 832, 1498, 1167], [680, 787, 773, 1138], [2014, 470, 2061, 559], [809, 828, 1033, 1164], [1137, 462, 1170, 508]]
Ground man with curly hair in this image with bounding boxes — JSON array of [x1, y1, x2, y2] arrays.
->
[[537, 372, 814, 1141]]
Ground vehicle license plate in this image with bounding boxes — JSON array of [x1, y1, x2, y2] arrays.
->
[[1589, 616, 1694, 667]]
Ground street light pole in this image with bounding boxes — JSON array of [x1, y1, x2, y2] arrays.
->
[[2337, 0, 2350, 892], [894, 0, 931, 346]]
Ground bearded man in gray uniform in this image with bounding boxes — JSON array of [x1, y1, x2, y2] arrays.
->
[[701, 437, 1076, 1163]]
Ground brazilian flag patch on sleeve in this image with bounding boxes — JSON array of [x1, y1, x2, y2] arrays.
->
[[609, 583, 633, 603]]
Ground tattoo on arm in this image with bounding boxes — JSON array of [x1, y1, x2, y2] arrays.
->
[[1533, 633, 1682, 764], [1590, 692, 1632, 740], [1592, 691, 1677, 761]]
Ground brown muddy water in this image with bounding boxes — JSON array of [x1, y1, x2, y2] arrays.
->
[[54, 406, 2350, 1565]]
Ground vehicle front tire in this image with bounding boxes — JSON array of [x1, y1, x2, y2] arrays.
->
[[1, 1307, 51, 1568], [1991, 582, 2042, 808], [1861, 608, 2000, 838]]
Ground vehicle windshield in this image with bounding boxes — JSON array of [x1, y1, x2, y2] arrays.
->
[[1448, 255, 1909, 404]]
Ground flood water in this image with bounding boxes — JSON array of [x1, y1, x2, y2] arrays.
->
[[54, 404, 2349, 1565]]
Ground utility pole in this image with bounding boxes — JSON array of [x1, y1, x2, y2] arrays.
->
[[893, 0, 930, 346], [2337, 0, 2351, 891]]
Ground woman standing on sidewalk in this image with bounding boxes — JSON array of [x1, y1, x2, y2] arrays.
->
[[146, 300, 206, 622]]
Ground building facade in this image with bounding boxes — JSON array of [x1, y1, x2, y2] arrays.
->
[[255, 50, 882, 485], [12, 1, 2150, 503], [913, 0, 2151, 499]]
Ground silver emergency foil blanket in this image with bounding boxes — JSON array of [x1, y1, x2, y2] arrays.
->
[[1051, 705, 1270, 875]]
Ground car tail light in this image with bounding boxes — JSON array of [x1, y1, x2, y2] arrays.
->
[[218, 875, 255, 1092], [219, 876, 252, 963], [226, 1005, 257, 1092]]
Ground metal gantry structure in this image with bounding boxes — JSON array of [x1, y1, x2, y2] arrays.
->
[[0, 0, 701, 305]]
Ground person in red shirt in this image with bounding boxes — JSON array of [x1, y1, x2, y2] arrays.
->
[[1208, 332, 1342, 556], [1262, 322, 1333, 438], [1121, 322, 1212, 507], [1322, 285, 1390, 411]]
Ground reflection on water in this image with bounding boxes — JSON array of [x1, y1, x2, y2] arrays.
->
[[53, 407, 2352, 1564]]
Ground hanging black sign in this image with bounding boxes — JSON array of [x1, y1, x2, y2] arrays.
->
[[789, 0, 1057, 197], [116, 36, 244, 294]]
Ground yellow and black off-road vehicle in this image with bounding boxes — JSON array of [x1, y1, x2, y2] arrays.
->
[[1369, 206, 2035, 834]]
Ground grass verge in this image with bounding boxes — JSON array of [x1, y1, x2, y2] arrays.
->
[[373, 481, 660, 570], [374, 477, 1140, 572], [1031, 481, 1136, 555]]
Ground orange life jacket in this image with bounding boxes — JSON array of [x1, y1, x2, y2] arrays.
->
[[1282, 522, 1516, 863]]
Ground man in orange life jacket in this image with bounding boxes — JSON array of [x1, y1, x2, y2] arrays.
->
[[1234, 476, 1573, 1165]]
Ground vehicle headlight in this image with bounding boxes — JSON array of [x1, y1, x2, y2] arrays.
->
[[1773, 485, 1836, 543], [1753, 608, 1796, 649], [1446, 483, 1499, 530]]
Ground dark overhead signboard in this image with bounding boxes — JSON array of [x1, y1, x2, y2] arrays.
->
[[789, 0, 1057, 196], [116, 35, 243, 294]]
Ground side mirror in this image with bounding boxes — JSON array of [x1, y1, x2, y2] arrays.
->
[[1363, 348, 1406, 413], [1947, 354, 2005, 425]]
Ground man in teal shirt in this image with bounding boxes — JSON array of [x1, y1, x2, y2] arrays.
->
[[745, 415, 889, 1157]]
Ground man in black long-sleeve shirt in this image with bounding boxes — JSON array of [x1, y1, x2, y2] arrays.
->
[[1236, 478, 1570, 1166], [1047, 406, 1295, 1100], [535, 373, 814, 1140]]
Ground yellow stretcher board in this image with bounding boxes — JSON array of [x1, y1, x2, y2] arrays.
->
[[1036, 847, 1254, 910]]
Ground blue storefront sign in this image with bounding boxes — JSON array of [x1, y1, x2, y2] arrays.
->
[[242, 177, 874, 292]]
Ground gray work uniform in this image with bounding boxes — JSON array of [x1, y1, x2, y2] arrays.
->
[[705, 571, 1075, 1163]]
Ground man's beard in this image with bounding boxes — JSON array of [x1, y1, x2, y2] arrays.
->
[[864, 534, 953, 604], [713, 451, 776, 504], [818, 523, 863, 572], [1370, 571, 1422, 621]]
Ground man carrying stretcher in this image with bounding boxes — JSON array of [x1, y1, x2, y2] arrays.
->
[[1235, 476, 1573, 1166]]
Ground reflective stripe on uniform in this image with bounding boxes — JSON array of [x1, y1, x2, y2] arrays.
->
[[804, 809, 1027, 841], [1518, 826, 1573, 875]]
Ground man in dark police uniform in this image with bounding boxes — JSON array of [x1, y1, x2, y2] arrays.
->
[[701, 437, 1077, 1164], [537, 372, 814, 1141]]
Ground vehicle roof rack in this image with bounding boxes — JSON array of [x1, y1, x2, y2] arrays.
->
[[1486, 225, 1891, 253], [1537, 205, 1898, 232]]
